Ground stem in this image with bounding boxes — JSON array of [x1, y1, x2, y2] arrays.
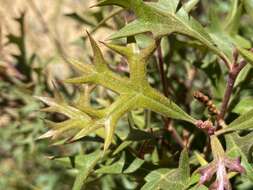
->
[[220, 55, 232, 71], [156, 39, 184, 148], [165, 120, 185, 148], [220, 60, 247, 119], [156, 41, 170, 97]]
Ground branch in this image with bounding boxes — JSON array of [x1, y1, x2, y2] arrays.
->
[[220, 50, 247, 119], [165, 120, 184, 148], [220, 55, 232, 71], [156, 40, 170, 97]]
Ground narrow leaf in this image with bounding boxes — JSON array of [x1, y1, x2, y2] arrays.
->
[[238, 47, 253, 66], [72, 149, 102, 190], [123, 158, 145, 174], [219, 109, 253, 133]]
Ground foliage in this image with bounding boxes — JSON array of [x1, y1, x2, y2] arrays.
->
[[1, 0, 253, 189]]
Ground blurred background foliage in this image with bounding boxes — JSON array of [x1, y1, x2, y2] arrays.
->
[[0, 0, 114, 189], [0, 0, 253, 189]]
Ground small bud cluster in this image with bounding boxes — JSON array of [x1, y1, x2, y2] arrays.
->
[[193, 91, 220, 116], [195, 120, 215, 135]]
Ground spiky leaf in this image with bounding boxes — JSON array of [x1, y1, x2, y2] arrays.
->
[[96, 0, 230, 63], [38, 34, 196, 152], [141, 149, 191, 190]]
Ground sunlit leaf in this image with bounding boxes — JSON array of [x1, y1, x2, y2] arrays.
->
[[218, 109, 253, 133], [95, 0, 228, 62]]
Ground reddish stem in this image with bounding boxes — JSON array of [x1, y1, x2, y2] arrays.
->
[[220, 59, 247, 119], [156, 40, 184, 148], [156, 41, 170, 97]]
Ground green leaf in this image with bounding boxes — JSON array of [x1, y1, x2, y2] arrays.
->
[[113, 141, 132, 155], [123, 158, 145, 174], [52, 149, 104, 169], [210, 135, 225, 159], [72, 149, 102, 190], [188, 173, 202, 188], [96, 152, 125, 174], [39, 34, 196, 151], [225, 133, 253, 181], [208, 2, 250, 61], [218, 109, 253, 133], [234, 64, 252, 87], [194, 151, 208, 166], [141, 149, 191, 190], [238, 47, 253, 66], [244, 0, 253, 20], [188, 184, 208, 190], [183, 0, 199, 13], [36, 96, 94, 139], [141, 169, 175, 190], [36, 96, 90, 120], [208, 17, 234, 61], [96, 0, 229, 63], [224, 0, 242, 35], [232, 97, 253, 114]]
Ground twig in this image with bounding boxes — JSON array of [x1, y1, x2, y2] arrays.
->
[[220, 55, 232, 71], [220, 50, 247, 119], [156, 40, 170, 97], [165, 120, 185, 148], [156, 39, 184, 148]]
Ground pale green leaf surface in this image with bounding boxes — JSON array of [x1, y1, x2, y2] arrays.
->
[[188, 184, 208, 190], [72, 149, 102, 190], [235, 64, 252, 87], [238, 47, 253, 66], [220, 109, 253, 133], [96, 0, 228, 62], [123, 158, 145, 174], [232, 97, 253, 114], [183, 0, 199, 13], [113, 141, 132, 155], [224, 0, 241, 35], [141, 149, 191, 190], [96, 152, 125, 174], [36, 96, 93, 139], [39, 34, 196, 151]]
